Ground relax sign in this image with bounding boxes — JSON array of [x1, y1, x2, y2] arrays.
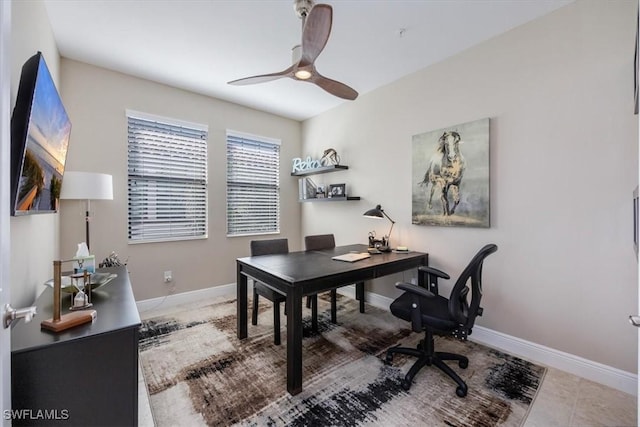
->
[[291, 156, 323, 173]]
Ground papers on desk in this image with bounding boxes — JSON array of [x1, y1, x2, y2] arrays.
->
[[332, 252, 371, 262]]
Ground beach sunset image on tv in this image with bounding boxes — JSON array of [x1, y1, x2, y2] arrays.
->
[[13, 54, 71, 214]]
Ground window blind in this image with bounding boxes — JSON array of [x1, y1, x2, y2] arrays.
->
[[226, 131, 280, 236], [127, 111, 208, 243]]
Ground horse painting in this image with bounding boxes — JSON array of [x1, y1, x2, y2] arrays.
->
[[419, 131, 466, 216]]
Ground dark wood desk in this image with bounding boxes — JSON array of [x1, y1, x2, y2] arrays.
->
[[11, 266, 141, 426], [236, 244, 428, 395]]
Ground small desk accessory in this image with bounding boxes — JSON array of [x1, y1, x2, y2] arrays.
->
[[332, 252, 371, 262], [364, 205, 395, 252], [68, 270, 93, 311], [41, 260, 96, 333]]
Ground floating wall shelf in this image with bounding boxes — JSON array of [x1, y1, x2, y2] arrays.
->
[[293, 163, 359, 202], [291, 165, 349, 177], [300, 196, 361, 203]]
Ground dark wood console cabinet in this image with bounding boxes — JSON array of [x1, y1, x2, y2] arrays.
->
[[11, 266, 141, 426]]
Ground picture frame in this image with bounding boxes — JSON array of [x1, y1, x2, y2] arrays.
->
[[328, 183, 346, 198], [411, 117, 490, 228]]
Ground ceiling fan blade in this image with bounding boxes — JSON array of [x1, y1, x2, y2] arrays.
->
[[311, 73, 358, 100], [299, 4, 332, 67], [228, 66, 294, 85]]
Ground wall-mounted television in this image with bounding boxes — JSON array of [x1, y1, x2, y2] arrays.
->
[[10, 51, 71, 216]]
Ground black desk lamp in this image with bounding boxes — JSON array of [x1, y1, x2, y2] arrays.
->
[[363, 204, 395, 252]]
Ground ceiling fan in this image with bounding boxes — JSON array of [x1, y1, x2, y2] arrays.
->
[[227, 0, 358, 100]]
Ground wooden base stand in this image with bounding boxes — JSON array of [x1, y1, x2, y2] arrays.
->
[[41, 310, 96, 332]]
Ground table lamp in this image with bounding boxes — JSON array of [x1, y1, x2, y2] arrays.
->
[[363, 204, 395, 252], [60, 171, 113, 251]]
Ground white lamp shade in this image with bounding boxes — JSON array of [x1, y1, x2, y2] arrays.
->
[[60, 172, 113, 200]]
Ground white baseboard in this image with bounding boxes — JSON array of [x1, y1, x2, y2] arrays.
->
[[136, 282, 238, 313], [469, 326, 637, 396], [138, 284, 638, 396], [339, 285, 637, 396]]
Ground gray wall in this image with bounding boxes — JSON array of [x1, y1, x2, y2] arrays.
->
[[301, 0, 638, 373], [58, 60, 302, 301], [10, 0, 61, 308]]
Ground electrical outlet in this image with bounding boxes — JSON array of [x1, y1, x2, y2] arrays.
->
[[164, 271, 173, 283]]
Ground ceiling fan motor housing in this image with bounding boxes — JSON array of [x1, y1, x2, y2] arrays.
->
[[294, 0, 315, 18]]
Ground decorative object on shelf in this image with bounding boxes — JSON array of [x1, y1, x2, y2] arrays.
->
[[44, 272, 118, 293], [320, 148, 340, 166], [412, 118, 490, 228], [99, 251, 128, 268], [316, 185, 326, 198], [292, 156, 323, 173], [298, 177, 318, 200], [73, 241, 95, 273], [69, 270, 93, 311], [40, 259, 97, 333], [328, 183, 346, 198], [363, 205, 395, 252], [60, 171, 114, 250]]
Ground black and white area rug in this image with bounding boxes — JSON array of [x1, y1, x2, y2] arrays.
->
[[139, 293, 546, 426]]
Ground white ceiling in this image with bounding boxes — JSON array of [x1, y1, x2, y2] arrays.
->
[[43, 0, 572, 121]]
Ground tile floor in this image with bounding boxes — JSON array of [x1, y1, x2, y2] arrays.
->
[[137, 300, 637, 427], [524, 367, 636, 427]]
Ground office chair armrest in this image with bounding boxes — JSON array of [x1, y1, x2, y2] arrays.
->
[[418, 266, 450, 280], [396, 282, 435, 332], [396, 282, 436, 299], [417, 266, 449, 295]]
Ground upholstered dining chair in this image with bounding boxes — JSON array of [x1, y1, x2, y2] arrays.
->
[[304, 234, 366, 323], [304, 234, 337, 323], [385, 244, 498, 397], [250, 238, 289, 345]]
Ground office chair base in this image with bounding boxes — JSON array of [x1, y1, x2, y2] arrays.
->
[[385, 344, 469, 397]]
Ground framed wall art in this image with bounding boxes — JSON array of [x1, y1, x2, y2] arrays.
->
[[411, 117, 490, 228]]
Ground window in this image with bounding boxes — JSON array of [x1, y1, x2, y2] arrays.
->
[[226, 131, 280, 236], [127, 110, 208, 243]]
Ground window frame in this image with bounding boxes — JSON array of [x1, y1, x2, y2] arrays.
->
[[126, 109, 208, 244], [226, 130, 281, 237]]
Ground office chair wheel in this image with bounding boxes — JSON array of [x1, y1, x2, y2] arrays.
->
[[456, 385, 467, 397], [459, 359, 468, 369], [384, 353, 394, 364], [401, 378, 412, 391]]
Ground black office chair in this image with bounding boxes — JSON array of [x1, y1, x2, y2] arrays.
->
[[385, 244, 498, 397], [250, 238, 289, 345]]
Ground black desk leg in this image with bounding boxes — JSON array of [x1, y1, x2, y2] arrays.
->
[[237, 264, 248, 339], [356, 282, 365, 313], [287, 286, 303, 395], [330, 289, 337, 323], [311, 295, 318, 332]]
